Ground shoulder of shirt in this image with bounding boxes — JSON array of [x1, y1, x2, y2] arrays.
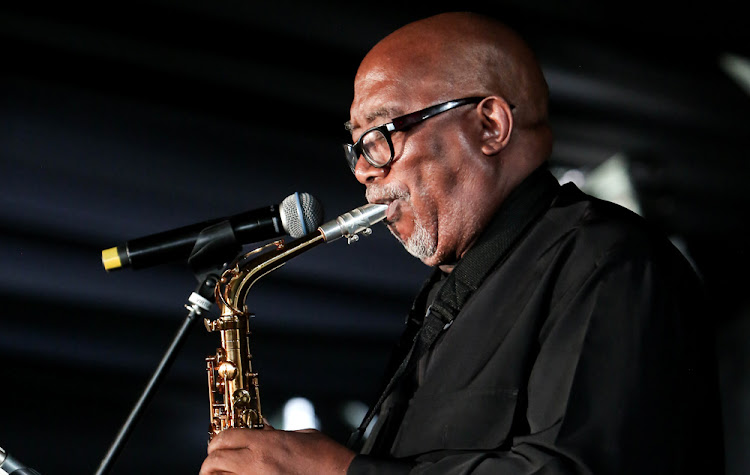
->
[[543, 182, 688, 268]]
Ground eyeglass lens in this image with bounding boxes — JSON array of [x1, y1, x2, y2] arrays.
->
[[362, 130, 391, 167]]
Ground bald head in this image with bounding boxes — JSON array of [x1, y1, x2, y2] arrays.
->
[[348, 13, 553, 268], [356, 12, 549, 131]]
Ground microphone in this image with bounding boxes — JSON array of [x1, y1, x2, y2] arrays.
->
[[0, 447, 41, 475], [101, 192, 323, 271]]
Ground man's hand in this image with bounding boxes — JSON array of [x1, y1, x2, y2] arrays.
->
[[199, 426, 356, 475]]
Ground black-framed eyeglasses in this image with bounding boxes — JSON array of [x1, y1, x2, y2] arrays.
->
[[343, 96, 486, 173]]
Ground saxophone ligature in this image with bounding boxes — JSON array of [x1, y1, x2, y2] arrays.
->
[[204, 203, 388, 440]]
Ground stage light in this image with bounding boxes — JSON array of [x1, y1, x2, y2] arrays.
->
[[720, 53, 750, 96], [582, 153, 642, 216], [282, 397, 320, 430]]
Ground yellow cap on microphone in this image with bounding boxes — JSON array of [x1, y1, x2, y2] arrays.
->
[[101, 247, 123, 271]]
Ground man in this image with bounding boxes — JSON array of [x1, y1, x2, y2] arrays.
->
[[201, 12, 724, 474]]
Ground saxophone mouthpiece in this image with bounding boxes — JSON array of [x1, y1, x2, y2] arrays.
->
[[318, 203, 388, 243]]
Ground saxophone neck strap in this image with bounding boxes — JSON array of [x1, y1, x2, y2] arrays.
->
[[347, 167, 560, 450]]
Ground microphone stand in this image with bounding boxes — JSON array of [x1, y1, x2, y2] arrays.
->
[[95, 221, 242, 474]]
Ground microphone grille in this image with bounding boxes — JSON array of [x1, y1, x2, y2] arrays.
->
[[280, 192, 324, 238]]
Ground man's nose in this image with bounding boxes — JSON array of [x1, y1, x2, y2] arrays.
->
[[354, 156, 387, 184]]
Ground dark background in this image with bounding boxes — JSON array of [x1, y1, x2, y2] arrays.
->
[[1, 1, 748, 473]]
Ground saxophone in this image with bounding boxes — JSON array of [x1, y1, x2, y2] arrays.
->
[[204, 203, 388, 440]]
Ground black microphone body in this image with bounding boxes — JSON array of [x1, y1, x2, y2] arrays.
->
[[102, 192, 323, 271], [124, 205, 282, 270]]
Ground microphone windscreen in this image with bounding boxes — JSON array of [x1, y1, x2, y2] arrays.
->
[[280, 192, 324, 238]]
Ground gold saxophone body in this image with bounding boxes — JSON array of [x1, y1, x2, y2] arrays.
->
[[204, 203, 388, 440]]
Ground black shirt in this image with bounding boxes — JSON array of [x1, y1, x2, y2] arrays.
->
[[350, 168, 724, 474]]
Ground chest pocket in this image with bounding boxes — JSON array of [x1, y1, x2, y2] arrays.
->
[[390, 386, 519, 457]]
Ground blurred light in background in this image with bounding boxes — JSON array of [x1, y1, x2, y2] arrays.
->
[[552, 153, 642, 216], [720, 53, 750, 96], [557, 168, 586, 189], [341, 400, 376, 437], [281, 397, 320, 430]]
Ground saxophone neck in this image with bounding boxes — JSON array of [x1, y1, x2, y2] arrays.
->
[[216, 231, 326, 315], [214, 202, 388, 317]]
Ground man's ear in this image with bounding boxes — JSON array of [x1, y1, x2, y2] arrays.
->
[[478, 96, 513, 156]]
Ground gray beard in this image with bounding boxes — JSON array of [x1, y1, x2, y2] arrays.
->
[[366, 183, 437, 261], [393, 218, 436, 261]]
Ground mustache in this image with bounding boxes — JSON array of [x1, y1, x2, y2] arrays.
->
[[366, 183, 410, 203]]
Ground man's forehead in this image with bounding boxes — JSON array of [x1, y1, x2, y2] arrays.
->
[[357, 65, 394, 85], [345, 103, 405, 132], [346, 75, 410, 132], [346, 55, 449, 132]]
